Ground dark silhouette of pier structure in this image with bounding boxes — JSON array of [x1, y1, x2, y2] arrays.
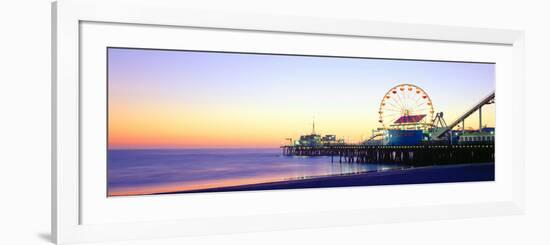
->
[[281, 144, 494, 166]]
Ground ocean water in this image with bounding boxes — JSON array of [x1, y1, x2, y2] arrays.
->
[[108, 148, 407, 196]]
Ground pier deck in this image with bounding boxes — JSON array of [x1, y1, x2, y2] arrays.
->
[[281, 144, 494, 166]]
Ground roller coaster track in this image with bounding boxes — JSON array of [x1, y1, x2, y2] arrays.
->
[[432, 90, 495, 139], [364, 133, 383, 143]]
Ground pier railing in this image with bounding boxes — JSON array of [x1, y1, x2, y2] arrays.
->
[[281, 144, 494, 166]]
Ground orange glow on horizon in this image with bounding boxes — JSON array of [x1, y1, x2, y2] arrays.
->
[[108, 102, 496, 149]]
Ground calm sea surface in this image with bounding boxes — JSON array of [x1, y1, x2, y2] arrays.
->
[[108, 148, 408, 196]]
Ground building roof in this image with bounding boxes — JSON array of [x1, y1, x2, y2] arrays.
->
[[393, 114, 426, 124]]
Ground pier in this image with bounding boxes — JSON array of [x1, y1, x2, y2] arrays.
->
[[281, 144, 494, 166], [281, 85, 495, 167]]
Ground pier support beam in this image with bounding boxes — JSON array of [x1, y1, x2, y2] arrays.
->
[[281, 145, 494, 165]]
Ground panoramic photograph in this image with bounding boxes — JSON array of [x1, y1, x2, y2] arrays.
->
[[107, 47, 495, 197]]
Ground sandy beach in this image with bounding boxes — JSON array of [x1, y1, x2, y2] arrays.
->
[[157, 162, 494, 195]]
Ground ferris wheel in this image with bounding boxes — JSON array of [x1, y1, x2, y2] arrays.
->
[[378, 84, 435, 129]]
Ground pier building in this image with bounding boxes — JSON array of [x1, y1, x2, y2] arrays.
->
[[293, 121, 344, 147]]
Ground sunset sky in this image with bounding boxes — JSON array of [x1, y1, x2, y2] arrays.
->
[[108, 48, 495, 149]]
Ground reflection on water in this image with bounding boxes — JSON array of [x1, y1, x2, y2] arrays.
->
[[108, 148, 409, 196]]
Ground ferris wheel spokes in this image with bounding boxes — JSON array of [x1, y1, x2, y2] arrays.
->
[[378, 84, 435, 130]]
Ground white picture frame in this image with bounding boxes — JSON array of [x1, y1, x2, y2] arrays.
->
[[52, 0, 525, 244]]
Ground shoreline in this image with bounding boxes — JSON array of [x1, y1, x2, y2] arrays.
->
[[154, 162, 495, 195]]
